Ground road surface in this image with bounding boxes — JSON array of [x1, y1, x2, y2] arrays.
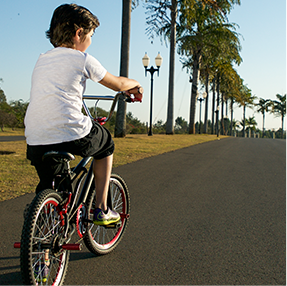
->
[[0, 137, 285, 285], [0, 136, 25, 142]]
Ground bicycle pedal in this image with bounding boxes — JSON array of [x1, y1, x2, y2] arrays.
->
[[104, 222, 121, 229], [61, 243, 82, 251]]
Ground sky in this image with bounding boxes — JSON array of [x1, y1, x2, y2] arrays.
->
[[0, 0, 286, 131]]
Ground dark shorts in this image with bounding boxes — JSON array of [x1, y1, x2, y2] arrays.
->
[[27, 121, 114, 193]]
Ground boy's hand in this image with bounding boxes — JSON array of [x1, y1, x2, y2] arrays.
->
[[125, 86, 143, 102]]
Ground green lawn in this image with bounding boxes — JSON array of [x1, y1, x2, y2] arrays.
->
[[0, 128, 25, 136]]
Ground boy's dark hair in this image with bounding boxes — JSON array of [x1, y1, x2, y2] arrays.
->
[[46, 4, 100, 48]]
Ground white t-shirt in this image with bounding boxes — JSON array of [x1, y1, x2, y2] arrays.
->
[[24, 47, 107, 145]]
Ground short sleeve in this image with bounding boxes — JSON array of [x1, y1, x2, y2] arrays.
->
[[84, 53, 107, 82]]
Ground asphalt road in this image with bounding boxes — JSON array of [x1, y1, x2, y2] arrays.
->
[[0, 136, 25, 142], [0, 137, 285, 285]]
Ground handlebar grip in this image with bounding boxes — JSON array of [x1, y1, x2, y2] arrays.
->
[[124, 86, 143, 103], [125, 95, 142, 103]]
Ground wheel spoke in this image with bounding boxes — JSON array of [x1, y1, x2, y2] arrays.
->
[[21, 190, 69, 286], [83, 175, 129, 254]]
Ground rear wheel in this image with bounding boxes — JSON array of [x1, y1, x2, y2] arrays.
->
[[84, 174, 130, 255], [20, 189, 69, 286]]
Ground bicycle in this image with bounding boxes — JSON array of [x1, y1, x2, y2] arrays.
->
[[14, 92, 141, 285]]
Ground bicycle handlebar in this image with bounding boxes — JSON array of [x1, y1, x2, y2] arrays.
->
[[82, 92, 141, 124]]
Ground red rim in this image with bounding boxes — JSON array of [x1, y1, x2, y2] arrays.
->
[[90, 184, 127, 248], [33, 198, 66, 285]]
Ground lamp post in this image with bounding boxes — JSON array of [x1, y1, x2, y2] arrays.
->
[[197, 92, 207, 134], [142, 52, 163, 136]]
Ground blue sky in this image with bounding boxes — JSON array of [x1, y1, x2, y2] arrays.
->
[[0, 0, 286, 131]]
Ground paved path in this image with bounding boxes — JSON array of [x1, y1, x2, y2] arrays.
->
[[0, 137, 285, 285]]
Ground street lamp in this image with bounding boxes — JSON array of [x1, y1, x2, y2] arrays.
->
[[142, 52, 163, 136], [197, 92, 207, 134]]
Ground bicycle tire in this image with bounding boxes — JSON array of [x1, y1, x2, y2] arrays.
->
[[20, 189, 70, 286], [84, 174, 130, 255]]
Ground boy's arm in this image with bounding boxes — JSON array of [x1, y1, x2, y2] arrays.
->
[[99, 72, 143, 101], [99, 72, 140, 92]]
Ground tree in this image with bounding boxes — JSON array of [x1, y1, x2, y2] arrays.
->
[[206, 21, 242, 135], [175, 116, 188, 133], [0, 87, 13, 131], [256, 98, 272, 137], [217, 65, 242, 136], [237, 84, 256, 137], [126, 111, 146, 134], [145, 0, 178, 134], [178, 0, 241, 134], [145, 0, 220, 135], [153, 119, 166, 134], [232, 119, 240, 136], [271, 94, 286, 139], [244, 116, 257, 137], [9, 99, 29, 128], [114, 0, 132, 138], [0, 88, 7, 105]]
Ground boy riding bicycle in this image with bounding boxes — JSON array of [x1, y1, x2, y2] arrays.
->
[[24, 3, 143, 227]]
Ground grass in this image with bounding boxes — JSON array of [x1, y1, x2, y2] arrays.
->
[[0, 128, 25, 136], [0, 130, 225, 201]]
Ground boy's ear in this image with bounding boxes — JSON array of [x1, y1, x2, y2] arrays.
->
[[75, 28, 83, 41]]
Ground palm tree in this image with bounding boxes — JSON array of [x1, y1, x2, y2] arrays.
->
[[232, 119, 240, 136], [165, 0, 177, 135], [244, 116, 257, 137], [178, 1, 241, 134], [203, 72, 210, 133], [237, 84, 256, 137], [271, 93, 286, 138], [145, 0, 221, 135], [217, 65, 242, 136], [145, 0, 178, 135], [256, 98, 272, 137], [114, 0, 132, 138]]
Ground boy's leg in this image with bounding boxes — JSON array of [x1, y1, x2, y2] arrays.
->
[[92, 154, 120, 225], [93, 154, 113, 211]]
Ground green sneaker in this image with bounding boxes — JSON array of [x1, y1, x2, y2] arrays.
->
[[93, 207, 120, 226], [34, 263, 49, 283]]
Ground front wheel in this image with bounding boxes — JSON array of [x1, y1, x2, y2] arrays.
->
[[20, 189, 69, 286], [84, 174, 130, 255]]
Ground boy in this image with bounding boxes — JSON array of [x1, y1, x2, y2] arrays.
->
[[24, 3, 143, 226]]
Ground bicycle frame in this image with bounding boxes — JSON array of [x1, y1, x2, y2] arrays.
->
[[59, 93, 126, 233]]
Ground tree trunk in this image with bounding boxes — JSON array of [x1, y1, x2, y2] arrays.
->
[[114, 0, 131, 138], [281, 115, 284, 139], [243, 105, 246, 137], [165, 0, 177, 135], [221, 93, 224, 135], [216, 75, 220, 136], [230, 98, 234, 136], [189, 53, 201, 134], [211, 77, 215, 134], [262, 112, 265, 137], [203, 73, 209, 134]]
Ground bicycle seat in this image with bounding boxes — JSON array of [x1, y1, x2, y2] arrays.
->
[[43, 151, 75, 163]]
